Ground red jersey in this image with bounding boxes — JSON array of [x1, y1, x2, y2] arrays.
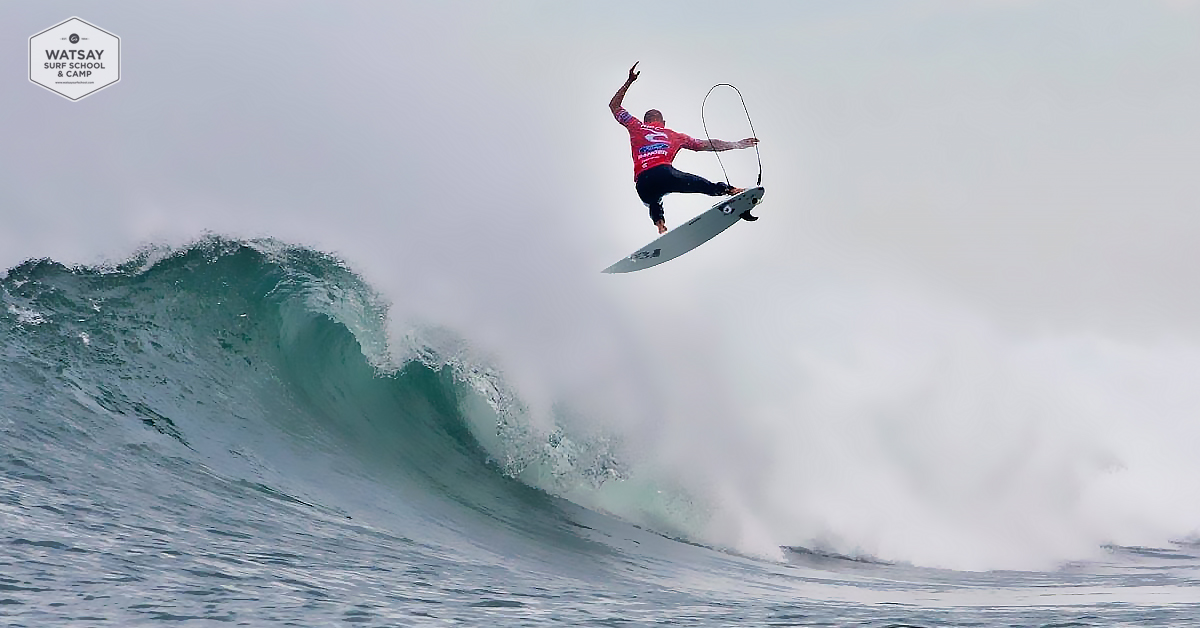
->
[[614, 107, 707, 179]]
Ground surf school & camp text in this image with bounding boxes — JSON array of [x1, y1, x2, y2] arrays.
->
[[42, 50, 107, 76]]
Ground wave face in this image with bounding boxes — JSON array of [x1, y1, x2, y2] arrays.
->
[[3, 237, 1200, 626], [0, 237, 596, 535]]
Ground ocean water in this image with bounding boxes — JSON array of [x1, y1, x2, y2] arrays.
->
[[2, 237, 1199, 627]]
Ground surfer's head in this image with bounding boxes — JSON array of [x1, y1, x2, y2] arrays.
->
[[644, 109, 664, 126]]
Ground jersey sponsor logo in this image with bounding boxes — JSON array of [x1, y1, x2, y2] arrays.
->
[[638, 142, 669, 154], [617, 110, 634, 123], [637, 151, 668, 165], [644, 130, 668, 143]]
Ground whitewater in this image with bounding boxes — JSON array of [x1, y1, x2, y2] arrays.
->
[[2, 236, 1199, 626]]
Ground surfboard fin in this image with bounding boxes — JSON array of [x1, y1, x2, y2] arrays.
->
[[739, 210, 759, 222]]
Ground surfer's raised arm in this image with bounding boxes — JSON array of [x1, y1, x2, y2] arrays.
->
[[609, 62, 640, 115]]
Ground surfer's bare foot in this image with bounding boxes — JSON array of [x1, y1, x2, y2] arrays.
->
[[655, 220, 667, 234], [727, 186, 745, 196]]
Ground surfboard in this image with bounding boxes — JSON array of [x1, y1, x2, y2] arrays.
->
[[602, 187, 766, 274]]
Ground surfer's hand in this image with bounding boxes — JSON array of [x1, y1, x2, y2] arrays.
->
[[738, 138, 759, 149], [627, 62, 640, 84]]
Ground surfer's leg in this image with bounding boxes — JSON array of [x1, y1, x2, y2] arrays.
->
[[666, 169, 751, 221], [659, 166, 735, 197], [635, 167, 670, 226], [644, 199, 665, 225]]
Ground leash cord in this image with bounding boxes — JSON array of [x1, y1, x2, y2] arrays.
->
[[701, 83, 762, 187]]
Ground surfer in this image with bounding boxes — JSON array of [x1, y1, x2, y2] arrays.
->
[[610, 62, 759, 234]]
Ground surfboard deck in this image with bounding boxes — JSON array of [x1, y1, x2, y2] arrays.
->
[[602, 187, 766, 274]]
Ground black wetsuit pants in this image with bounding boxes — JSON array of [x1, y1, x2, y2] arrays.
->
[[635, 164, 732, 225]]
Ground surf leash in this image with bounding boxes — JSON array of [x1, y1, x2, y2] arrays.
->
[[701, 83, 762, 188]]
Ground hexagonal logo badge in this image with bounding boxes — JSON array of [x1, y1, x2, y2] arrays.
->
[[29, 17, 120, 101]]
